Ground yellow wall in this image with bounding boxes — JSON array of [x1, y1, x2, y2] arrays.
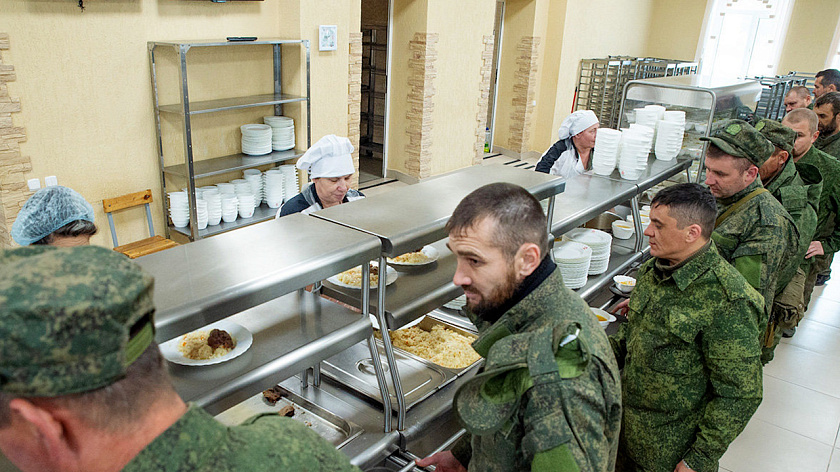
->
[[2, 0, 359, 248], [645, 0, 707, 62], [777, 0, 840, 74]]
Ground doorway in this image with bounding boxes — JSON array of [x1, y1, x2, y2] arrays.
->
[[485, 0, 505, 155], [359, 0, 391, 185]]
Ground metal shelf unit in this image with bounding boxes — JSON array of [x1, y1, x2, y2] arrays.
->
[[360, 27, 387, 159], [148, 38, 311, 241]]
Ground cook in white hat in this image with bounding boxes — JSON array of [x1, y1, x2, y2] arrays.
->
[[276, 134, 365, 217], [534, 110, 600, 179]]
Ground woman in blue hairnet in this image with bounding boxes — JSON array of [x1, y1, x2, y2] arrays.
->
[[11, 186, 97, 247], [535, 110, 599, 178]]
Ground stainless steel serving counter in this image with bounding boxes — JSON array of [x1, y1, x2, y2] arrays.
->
[[550, 174, 638, 236]]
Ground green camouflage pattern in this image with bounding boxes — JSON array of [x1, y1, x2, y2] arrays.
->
[[815, 130, 840, 160], [609, 243, 764, 472], [124, 404, 360, 471], [454, 269, 622, 472], [0, 246, 155, 397], [764, 268, 808, 364], [804, 253, 834, 310], [756, 118, 796, 155], [712, 178, 800, 321], [797, 145, 840, 254], [701, 119, 775, 167]]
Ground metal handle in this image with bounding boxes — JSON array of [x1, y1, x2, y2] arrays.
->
[[394, 429, 467, 472]]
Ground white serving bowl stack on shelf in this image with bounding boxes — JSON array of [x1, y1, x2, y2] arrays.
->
[[202, 188, 222, 226], [654, 110, 686, 161], [168, 191, 189, 228], [242, 169, 264, 206], [619, 125, 653, 180], [221, 195, 239, 223], [216, 182, 235, 196], [195, 199, 208, 230], [241, 124, 273, 156], [279, 164, 299, 198], [633, 107, 660, 130], [232, 179, 256, 218], [552, 241, 593, 289], [592, 128, 622, 176], [563, 228, 612, 275], [264, 116, 295, 151], [264, 169, 285, 208]]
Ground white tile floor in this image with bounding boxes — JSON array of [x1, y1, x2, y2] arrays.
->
[[719, 260, 840, 472]]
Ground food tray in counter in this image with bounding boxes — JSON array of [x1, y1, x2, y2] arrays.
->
[[214, 385, 363, 449]]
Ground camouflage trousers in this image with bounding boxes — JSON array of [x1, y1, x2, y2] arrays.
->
[[761, 268, 806, 364], [803, 253, 835, 310]]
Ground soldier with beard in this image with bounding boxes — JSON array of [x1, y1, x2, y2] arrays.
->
[[416, 183, 622, 472], [814, 91, 840, 159]]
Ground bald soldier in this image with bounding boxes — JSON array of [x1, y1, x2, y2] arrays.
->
[[814, 91, 840, 160], [0, 246, 360, 472], [783, 108, 840, 305], [784, 86, 813, 113], [756, 119, 821, 360], [701, 120, 799, 336]]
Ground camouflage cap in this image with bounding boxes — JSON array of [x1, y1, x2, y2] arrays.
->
[[755, 119, 795, 156], [701, 119, 775, 167], [0, 246, 155, 397]]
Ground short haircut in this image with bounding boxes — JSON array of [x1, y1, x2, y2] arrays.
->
[[817, 69, 840, 90], [447, 182, 549, 260], [31, 219, 98, 245], [0, 344, 173, 431], [815, 91, 840, 116], [783, 107, 819, 134], [651, 183, 717, 239], [787, 85, 811, 99], [705, 144, 753, 173]]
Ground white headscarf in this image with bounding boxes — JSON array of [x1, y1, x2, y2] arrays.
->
[[557, 110, 599, 141], [296, 134, 355, 178]]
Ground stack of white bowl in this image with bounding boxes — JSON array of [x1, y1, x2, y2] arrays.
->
[[654, 111, 686, 161], [644, 104, 667, 121], [563, 228, 612, 275], [168, 192, 189, 228], [241, 124, 273, 156], [232, 179, 256, 216], [592, 128, 622, 176], [634, 107, 659, 130], [279, 164, 299, 200], [195, 199, 208, 230], [216, 182, 235, 196], [619, 126, 653, 180], [264, 169, 285, 208], [202, 188, 222, 226], [552, 241, 593, 289], [264, 116, 295, 151], [221, 195, 239, 223], [243, 169, 264, 206]]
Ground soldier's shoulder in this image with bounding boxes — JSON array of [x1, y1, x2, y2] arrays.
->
[[754, 191, 796, 227], [707, 255, 764, 307]]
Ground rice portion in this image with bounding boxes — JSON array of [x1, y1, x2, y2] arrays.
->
[[177, 330, 236, 360], [337, 265, 379, 287], [389, 251, 430, 264], [377, 325, 480, 369]]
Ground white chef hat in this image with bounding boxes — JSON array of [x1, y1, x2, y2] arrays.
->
[[557, 110, 599, 141], [296, 134, 356, 178]]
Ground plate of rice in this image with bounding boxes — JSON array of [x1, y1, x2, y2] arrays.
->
[[159, 320, 253, 366], [327, 262, 399, 289], [387, 246, 439, 267]]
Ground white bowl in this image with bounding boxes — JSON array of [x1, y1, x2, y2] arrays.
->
[[611, 220, 634, 239], [614, 275, 636, 293]]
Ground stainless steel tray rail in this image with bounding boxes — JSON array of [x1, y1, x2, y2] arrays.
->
[[312, 164, 565, 431]]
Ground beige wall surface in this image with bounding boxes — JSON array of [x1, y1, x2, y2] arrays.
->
[[777, 0, 840, 74], [645, 0, 707, 62], [1, 0, 359, 249]]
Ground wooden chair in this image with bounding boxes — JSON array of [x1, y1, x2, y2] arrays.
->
[[103, 189, 178, 259]]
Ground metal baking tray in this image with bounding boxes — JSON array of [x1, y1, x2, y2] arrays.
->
[[390, 315, 482, 378], [214, 385, 363, 448]]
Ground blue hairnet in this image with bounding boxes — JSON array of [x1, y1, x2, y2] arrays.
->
[[11, 186, 95, 246]]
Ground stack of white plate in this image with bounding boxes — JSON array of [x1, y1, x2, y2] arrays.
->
[[264, 116, 295, 151], [241, 124, 273, 156], [552, 241, 593, 289], [264, 169, 285, 208], [655, 119, 685, 161], [202, 188, 222, 226], [279, 164, 299, 201], [221, 195, 239, 223], [619, 126, 652, 180], [168, 191, 189, 228], [592, 128, 622, 176], [195, 199, 208, 230], [563, 228, 612, 275], [243, 169, 264, 206]]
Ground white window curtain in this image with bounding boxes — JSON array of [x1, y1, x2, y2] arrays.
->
[[698, 0, 795, 81], [828, 13, 840, 69]]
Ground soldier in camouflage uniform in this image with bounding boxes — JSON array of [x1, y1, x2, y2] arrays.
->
[[610, 183, 764, 472], [0, 246, 359, 472], [700, 120, 799, 337], [814, 92, 840, 160], [756, 119, 822, 361], [417, 183, 621, 472], [783, 109, 840, 308]]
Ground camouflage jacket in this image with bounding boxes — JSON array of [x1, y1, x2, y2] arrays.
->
[[453, 269, 622, 472], [797, 145, 840, 254], [764, 159, 822, 267], [713, 178, 799, 319], [815, 130, 840, 160], [609, 243, 764, 472], [124, 404, 359, 472]]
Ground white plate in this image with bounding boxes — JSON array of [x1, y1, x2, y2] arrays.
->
[[369, 313, 425, 331], [387, 246, 440, 267], [590, 307, 617, 328], [327, 264, 399, 289], [159, 320, 253, 366]]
